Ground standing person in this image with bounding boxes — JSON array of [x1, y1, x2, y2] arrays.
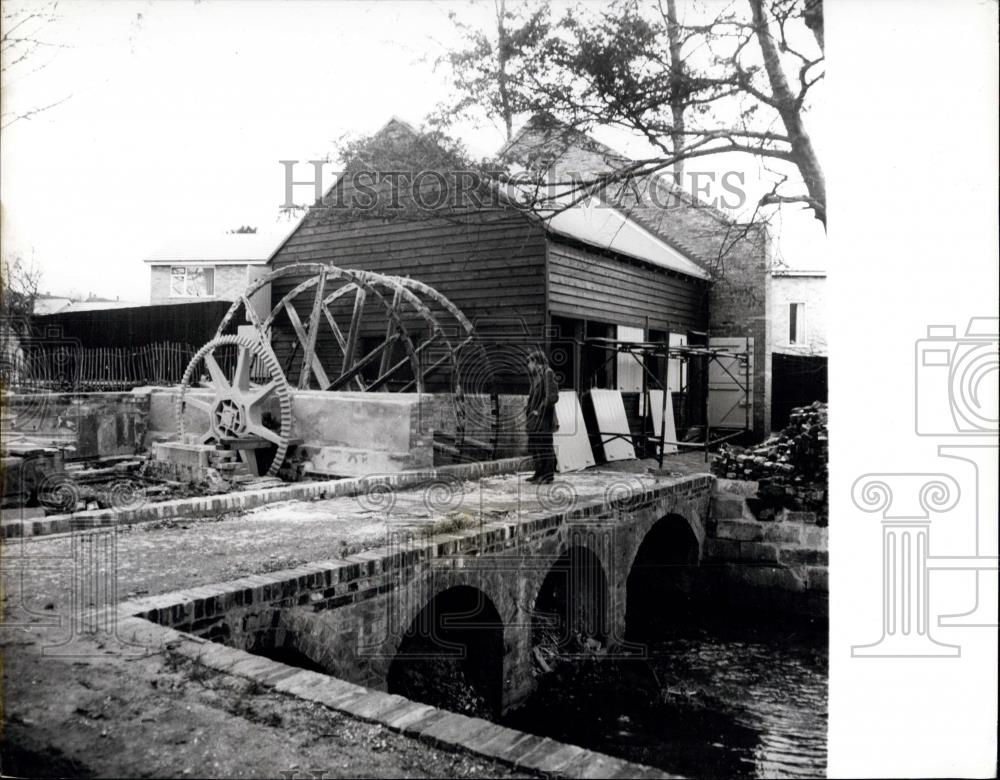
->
[[525, 349, 560, 483]]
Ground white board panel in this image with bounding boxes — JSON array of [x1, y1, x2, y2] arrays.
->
[[616, 325, 645, 392], [586, 389, 637, 462], [708, 337, 754, 428], [553, 391, 596, 473], [646, 389, 679, 455], [667, 332, 687, 393]]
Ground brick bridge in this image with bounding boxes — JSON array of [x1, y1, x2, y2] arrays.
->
[[138, 472, 714, 716]]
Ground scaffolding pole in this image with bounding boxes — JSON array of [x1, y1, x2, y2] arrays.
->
[[577, 336, 752, 464]]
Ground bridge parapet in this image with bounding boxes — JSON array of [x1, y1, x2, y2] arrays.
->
[[128, 471, 715, 712]]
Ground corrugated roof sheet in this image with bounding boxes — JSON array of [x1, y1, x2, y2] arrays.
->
[[543, 198, 711, 279]]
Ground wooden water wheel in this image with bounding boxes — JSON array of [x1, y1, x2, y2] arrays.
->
[[197, 263, 500, 471]]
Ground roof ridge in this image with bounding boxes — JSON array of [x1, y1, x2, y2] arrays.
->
[[500, 115, 742, 265]]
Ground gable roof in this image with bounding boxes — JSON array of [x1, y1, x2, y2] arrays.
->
[[144, 229, 294, 265], [500, 115, 758, 271], [274, 115, 710, 280]]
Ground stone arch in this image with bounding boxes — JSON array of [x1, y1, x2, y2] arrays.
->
[[387, 584, 505, 719], [531, 538, 612, 652], [625, 512, 703, 639]]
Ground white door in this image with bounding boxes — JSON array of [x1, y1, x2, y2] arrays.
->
[[667, 332, 687, 393], [708, 337, 753, 429]]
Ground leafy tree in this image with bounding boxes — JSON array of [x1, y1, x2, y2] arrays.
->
[[436, 0, 552, 141], [438, 0, 827, 226]]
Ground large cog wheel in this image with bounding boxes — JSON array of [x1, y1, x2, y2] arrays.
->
[[177, 335, 293, 477]]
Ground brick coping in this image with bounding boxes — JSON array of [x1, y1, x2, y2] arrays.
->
[[111, 492, 701, 780], [1, 457, 530, 540], [114, 614, 675, 778], [105, 476, 712, 775], [118, 473, 713, 625]]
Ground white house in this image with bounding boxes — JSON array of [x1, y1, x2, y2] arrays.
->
[[768, 269, 827, 357], [143, 231, 289, 321]]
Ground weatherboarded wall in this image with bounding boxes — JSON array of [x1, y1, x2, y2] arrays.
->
[[546, 237, 709, 333], [269, 207, 550, 387]]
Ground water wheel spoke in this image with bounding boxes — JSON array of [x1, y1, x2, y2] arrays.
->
[[203, 353, 231, 393], [377, 287, 404, 387], [198, 430, 216, 444], [234, 346, 252, 392], [340, 286, 368, 378], [298, 267, 327, 390], [418, 334, 467, 382], [323, 306, 363, 391], [241, 295, 264, 330], [246, 379, 280, 407], [284, 301, 331, 389], [246, 421, 283, 446], [369, 333, 440, 392], [329, 333, 398, 391]]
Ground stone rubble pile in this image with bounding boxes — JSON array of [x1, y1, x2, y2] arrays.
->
[[712, 401, 828, 519]]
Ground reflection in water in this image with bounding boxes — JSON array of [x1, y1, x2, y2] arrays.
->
[[504, 620, 827, 779]]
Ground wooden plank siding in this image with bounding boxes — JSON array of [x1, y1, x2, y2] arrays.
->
[[546, 238, 710, 333], [268, 206, 550, 389]]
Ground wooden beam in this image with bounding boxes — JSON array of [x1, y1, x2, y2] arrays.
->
[[298, 266, 327, 390]]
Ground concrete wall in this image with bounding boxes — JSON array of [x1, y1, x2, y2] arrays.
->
[[768, 274, 827, 357], [147, 388, 532, 476], [4, 391, 150, 460]]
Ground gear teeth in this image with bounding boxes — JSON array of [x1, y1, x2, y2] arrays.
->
[[177, 334, 293, 477]]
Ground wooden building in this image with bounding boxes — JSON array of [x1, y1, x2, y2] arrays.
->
[[267, 119, 712, 396]]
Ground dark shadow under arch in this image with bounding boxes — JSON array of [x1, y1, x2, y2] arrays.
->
[[533, 544, 609, 652], [387, 585, 504, 719], [626, 514, 701, 639]]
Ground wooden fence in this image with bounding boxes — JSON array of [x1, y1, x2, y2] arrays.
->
[[4, 341, 202, 392]]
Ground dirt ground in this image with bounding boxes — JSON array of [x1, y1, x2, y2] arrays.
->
[[0, 462, 694, 778], [0, 634, 536, 779]]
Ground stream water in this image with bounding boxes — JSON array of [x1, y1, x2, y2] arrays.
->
[[504, 617, 827, 779]]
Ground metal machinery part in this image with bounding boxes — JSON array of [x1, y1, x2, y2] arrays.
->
[[177, 334, 293, 477], [181, 263, 500, 475]]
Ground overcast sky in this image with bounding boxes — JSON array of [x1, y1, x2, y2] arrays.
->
[[1, 0, 826, 303]]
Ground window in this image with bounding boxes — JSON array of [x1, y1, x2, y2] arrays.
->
[[170, 266, 215, 297], [789, 302, 805, 345]]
